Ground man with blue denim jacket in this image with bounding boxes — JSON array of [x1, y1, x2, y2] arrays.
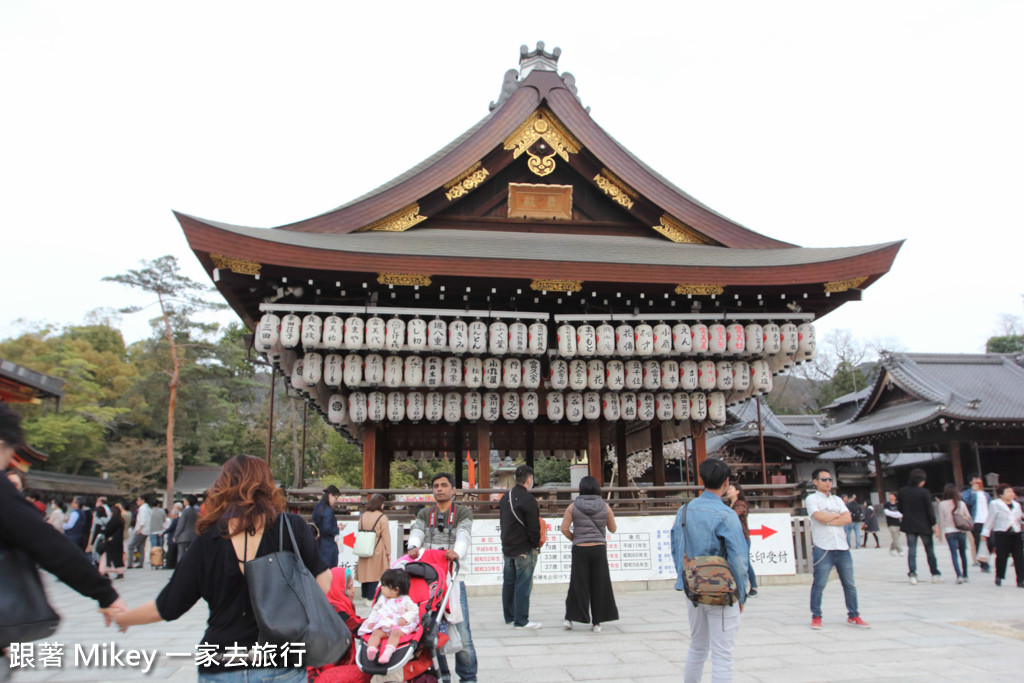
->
[[671, 458, 747, 683]]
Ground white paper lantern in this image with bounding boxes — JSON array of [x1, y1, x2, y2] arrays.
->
[[745, 324, 764, 355], [596, 323, 615, 355], [280, 314, 302, 349], [656, 392, 674, 421], [407, 318, 428, 352], [299, 314, 322, 352], [634, 323, 654, 356], [406, 392, 425, 422], [443, 357, 462, 387], [482, 392, 501, 422], [732, 361, 751, 392], [715, 361, 734, 391], [521, 392, 539, 421], [348, 392, 367, 423], [425, 392, 444, 422], [384, 356, 404, 388], [404, 356, 424, 387], [605, 360, 625, 391], [691, 324, 710, 355], [445, 392, 462, 423], [503, 358, 522, 389], [726, 323, 746, 355], [344, 354, 363, 387], [673, 392, 691, 421], [680, 360, 699, 391], [387, 392, 405, 422], [797, 323, 816, 360], [689, 392, 707, 422], [566, 392, 584, 423], [463, 392, 482, 422], [521, 358, 542, 389], [584, 391, 601, 420], [364, 354, 384, 385], [303, 353, 323, 386], [697, 360, 717, 390], [489, 320, 509, 355], [385, 317, 406, 351], [673, 323, 693, 355], [365, 316, 386, 351], [324, 353, 343, 387], [616, 324, 635, 355], [448, 318, 468, 354], [549, 360, 569, 390], [587, 360, 606, 390], [423, 356, 444, 389], [623, 360, 642, 390], [344, 315, 364, 350], [780, 323, 799, 354], [482, 357, 502, 389], [290, 359, 305, 390], [328, 394, 347, 424], [428, 318, 448, 351], [762, 323, 781, 355], [508, 321, 529, 354], [463, 357, 482, 388], [557, 324, 578, 357], [620, 392, 638, 420], [576, 324, 597, 357], [643, 360, 661, 390], [468, 320, 488, 354], [637, 392, 656, 421], [661, 360, 680, 390], [368, 391, 387, 422], [708, 392, 726, 424], [546, 391, 565, 422], [528, 322, 548, 355], [751, 360, 773, 394], [602, 392, 621, 421], [502, 392, 520, 421], [255, 313, 281, 352], [652, 323, 672, 356], [568, 360, 587, 391], [708, 324, 728, 355]]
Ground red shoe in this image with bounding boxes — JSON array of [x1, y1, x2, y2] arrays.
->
[[810, 616, 822, 630], [847, 616, 871, 628]]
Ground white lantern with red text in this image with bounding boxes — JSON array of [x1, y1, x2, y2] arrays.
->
[[715, 361, 733, 391], [691, 324, 710, 355], [661, 360, 680, 390], [443, 357, 462, 387], [680, 361, 699, 391], [324, 354, 343, 387], [425, 392, 444, 422], [569, 360, 587, 391], [797, 323, 816, 361], [365, 316, 386, 351], [528, 322, 548, 355], [620, 392, 638, 420], [726, 323, 746, 355], [576, 324, 596, 357], [255, 313, 281, 352], [616, 324, 635, 355], [557, 324, 577, 357], [482, 392, 501, 422], [643, 360, 661, 390], [387, 392, 405, 422], [522, 358, 542, 389], [549, 360, 569, 390], [406, 392, 425, 422], [348, 392, 367, 423], [689, 392, 707, 422], [448, 318, 468, 354], [584, 392, 601, 420], [280, 314, 302, 349], [364, 354, 384, 385], [673, 323, 693, 355], [428, 318, 448, 352], [602, 392, 620, 421], [566, 392, 584, 423], [605, 360, 625, 391], [343, 354, 363, 387], [343, 315, 364, 350], [488, 320, 509, 355], [327, 394, 347, 424], [404, 356, 424, 387], [463, 392, 482, 422], [521, 392, 539, 422], [708, 392, 726, 425], [423, 356, 444, 389], [463, 357, 482, 389], [384, 356, 403, 388], [596, 323, 615, 356], [762, 323, 781, 355], [634, 323, 654, 356], [301, 314, 322, 351], [587, 360, 605, 390], [673, 392, 691, 421], [407, 318, 427, 352], [444, 392, 462, 423], [745, 324, 764, 356], [709, 324, 728, 355], [503, 358, 522, 389], [780, 323, 799, 355], [468, 320, 488, 354], [546, 392, 565, 422], [509, 321, 529, 355], [625, 360, 643, 390], [697, 360, 717, 390], [482, 357, 501, 389]]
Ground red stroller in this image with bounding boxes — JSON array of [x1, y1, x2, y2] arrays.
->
[[355, 549, 459, 683]]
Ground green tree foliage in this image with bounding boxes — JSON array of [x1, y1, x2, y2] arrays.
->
[[986, 313, 1024, 353], [533, 457, 570, 486]]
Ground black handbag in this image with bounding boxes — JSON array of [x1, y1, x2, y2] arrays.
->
[[0, 546, 61, 647], [244, 514, 350, 668]]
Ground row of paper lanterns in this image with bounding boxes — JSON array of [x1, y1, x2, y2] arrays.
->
[[289, 353, 786, 393], [256, 313, 815, 359], [323, 389, 731, 425]]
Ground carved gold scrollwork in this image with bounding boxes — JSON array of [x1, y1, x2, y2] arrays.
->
[[674, 284, 725, 296], [653, 215, 711, 244], [824, 276, 869, 293], [503, 108, 581, 178], [593, 170, 636, 210], [359, 203, 428, 232], [530, 278, 583, 293], [210, 254, 261, 276], [444, 163, 490, 201], [377, 273, 432, 287]]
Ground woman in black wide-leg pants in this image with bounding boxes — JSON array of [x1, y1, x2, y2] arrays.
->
[[561, 476, 619, 631]]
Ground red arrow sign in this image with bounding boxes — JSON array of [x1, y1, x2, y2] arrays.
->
[[749, 525, 777, 540], [342, 533, 356, 549]]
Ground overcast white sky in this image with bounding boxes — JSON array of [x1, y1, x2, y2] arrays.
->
[[2, 1, 1021, 354]]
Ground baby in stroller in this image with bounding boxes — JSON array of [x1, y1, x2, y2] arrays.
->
[[359, 568, 420, 665]]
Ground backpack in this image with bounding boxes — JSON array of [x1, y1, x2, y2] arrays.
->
[[678, 504, 738, 607]]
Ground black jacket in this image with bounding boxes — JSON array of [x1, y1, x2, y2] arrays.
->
[[898, 484, 936, 535], [499, 484, 541, 556]]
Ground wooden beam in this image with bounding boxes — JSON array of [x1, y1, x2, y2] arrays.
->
[[692, 421, 707, 485], [587, 420, 602, 485], [525, 424, 535, 470], [873, 450, 885, 505], [950, 442, 964, 489], [651, 421, 665, 496], [362, 424, 377, 490], [477, 421, 491, 490], [616, 421, 628, 488]]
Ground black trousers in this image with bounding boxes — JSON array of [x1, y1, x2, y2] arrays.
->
[[993, 530, 1024, 584], [564, 544, 618, 625]]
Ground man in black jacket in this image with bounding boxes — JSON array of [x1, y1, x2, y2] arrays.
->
[[898, 468, 942, 585], [499, 465, 543, 630]]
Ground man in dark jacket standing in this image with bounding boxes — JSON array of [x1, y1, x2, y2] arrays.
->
[[173, 494, 199, 560], [898, 468, 942, 585], [499, 465, 543, 630]]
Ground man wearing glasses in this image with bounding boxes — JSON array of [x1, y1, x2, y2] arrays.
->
[[805, 468, 870, 630]]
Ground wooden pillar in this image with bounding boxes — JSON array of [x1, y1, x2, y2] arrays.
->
[[616, 421, 628, 488], [691, 421, 707, 485], [525, 424, 535, 470], [455, 424, 466, 487], [873, 450, 885, 505], [476, 421, 491, 491], [950, 442, 964, 489], [587, 420, 602, 485], [454, 438, 463, 489], [361, 424, 378, 490], [651, 421, 665, 496]]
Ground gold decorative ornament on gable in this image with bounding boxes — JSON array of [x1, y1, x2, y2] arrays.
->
[[674, 283, 724, 296], [593, 169, 636, 210], [530, 278, 583, 293], [444, 163, 490, 201], [210, 254, 261, 276], [653, 215, 711, 244], [503, 108, 581, 177], [359, 203, 428, 232], [377, 273, 432, 287], [824, 276, 869, 293]]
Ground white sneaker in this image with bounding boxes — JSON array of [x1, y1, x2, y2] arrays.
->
[[563, 620, 572, 630], [932, 575, 944, 584], [514, 622, 542, 630], [909, 575, 918, 585], [592, 624, 602, 633]]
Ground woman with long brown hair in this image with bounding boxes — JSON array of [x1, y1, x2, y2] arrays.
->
[[936, 483, 971, 583], [726, 482, 758, 597], [355, 493, 391, 604], [114, 455, 331, 682]]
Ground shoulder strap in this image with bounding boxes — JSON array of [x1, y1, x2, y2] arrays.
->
[[508, 489, 525, 527]]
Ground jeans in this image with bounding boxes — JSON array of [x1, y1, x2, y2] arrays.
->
[[945, 532, 968, 578], [451, 580, 477, 682], [743, 537, 757, 590], [684, 599, 740, 683], [905, 532, 940, 577], [843, 523, 860, 548], [810, 546, 859, 618], [503, 550, 539, 626], [197, 668, 305, 682]]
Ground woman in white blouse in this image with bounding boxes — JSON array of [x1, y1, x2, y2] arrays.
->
[[980, 483, 1023, 587]]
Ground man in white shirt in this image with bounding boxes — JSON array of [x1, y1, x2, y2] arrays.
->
[[806, 468, 870, 630], [127, 496, 152, 568]]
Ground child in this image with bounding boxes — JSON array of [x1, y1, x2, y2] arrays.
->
[[358, 568, 419, 664]]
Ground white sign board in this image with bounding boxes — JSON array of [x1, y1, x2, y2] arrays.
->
[[464, 516, 677, 586], [334, 520, 401, 578], [747, 512, 796, 576]]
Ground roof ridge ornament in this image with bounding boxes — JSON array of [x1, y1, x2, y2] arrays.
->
[[519, 41, 561, 78]]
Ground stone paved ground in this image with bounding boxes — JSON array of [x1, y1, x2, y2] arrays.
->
[[9, 541, 1023, 682]]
